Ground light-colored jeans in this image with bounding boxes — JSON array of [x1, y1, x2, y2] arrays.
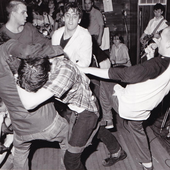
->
[[13, 113, 68, 170]]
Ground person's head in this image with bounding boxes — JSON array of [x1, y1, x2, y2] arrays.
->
[[48, 0, 55, 9], [84, 0, 93, 12], [153, 3, 165, 18], [17, 57, 51, 92], [153, 26, 170, 57], [32, 5, 44, 18], [63, 2, 82, 32], [6, 0, 28, 25], [113, 33, 124, 45]]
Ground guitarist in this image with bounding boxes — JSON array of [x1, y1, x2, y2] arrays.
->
[[140, 3, 168, 59]]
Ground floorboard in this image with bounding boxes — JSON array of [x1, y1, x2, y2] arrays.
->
[[2, 115, 170, 170]]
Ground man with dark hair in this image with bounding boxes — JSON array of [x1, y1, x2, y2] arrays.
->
[[15, 50, 126, 169], [17, 57, 51, 92], [140, 3, 167, 48], [52, 2, 92, 67]]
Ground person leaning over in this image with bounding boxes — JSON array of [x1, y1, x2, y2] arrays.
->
[[10, 47, 127, 169]]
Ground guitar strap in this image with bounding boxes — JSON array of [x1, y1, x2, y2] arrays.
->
[[151, 18, 165, 35]]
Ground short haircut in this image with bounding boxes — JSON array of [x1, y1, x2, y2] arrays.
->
[[17, 57, 51, 92], [6, 0, 26, 19], [154, 3, 165, 15], [64, 2, 83, 19]]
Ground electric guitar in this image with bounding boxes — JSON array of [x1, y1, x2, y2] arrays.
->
[[141, 34, 154, 49]]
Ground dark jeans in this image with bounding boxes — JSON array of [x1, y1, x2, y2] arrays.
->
[[97, 126, 120, 154], [64, 125, 121, 170], [64, 110, 98, 170]]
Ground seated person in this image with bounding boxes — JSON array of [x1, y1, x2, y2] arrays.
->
[[11, 52, 127, 168], [110, 33, 131, 67]]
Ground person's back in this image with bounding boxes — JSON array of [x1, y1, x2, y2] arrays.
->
[[0, 39, 56, 136]]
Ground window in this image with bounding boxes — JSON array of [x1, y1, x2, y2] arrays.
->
[[138, 0, 167, 5]]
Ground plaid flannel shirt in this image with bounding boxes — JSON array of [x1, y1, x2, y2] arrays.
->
[[44, 57, 98, 113]]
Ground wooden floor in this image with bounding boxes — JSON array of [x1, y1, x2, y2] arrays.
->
[[2, 115, 170, 170]]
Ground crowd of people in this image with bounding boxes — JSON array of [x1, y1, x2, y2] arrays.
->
[[0, 0, 169, 170]]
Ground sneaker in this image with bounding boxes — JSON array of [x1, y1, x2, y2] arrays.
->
[[102, 149, 127, 167], [105, 120, 114, 129], [139, 162, 153, 170], [142, 165, 153, 170]]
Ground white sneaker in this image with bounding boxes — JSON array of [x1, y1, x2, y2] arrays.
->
[[105, 120, 114, 129]]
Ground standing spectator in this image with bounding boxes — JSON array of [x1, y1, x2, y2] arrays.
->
[[48, 0, 56, 17], [83, 0, 110, 69], [110, 33, 131, 67], [84, 0, 103, 46], [53, 1, 65, 30], [0, 0, 50, 46]]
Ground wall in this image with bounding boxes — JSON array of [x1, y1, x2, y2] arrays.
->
[[94, 0, 138, 65]]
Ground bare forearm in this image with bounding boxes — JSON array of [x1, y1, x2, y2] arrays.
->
[[98, 25, 104, 46], [78, 67, 109, 79], [16, 85, 54, 110]]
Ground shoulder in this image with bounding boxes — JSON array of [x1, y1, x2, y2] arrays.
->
[[53, 26, 65, 34], [93, 7, 102, 15], [54, 57, 76, 74], [25, 22, 34, 28], [148, 18, 155, 24], [77, 25, 90, 35], [75, 26, 91, 42], [24, 22, 38, 32], [120, 43, 128, 49]]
